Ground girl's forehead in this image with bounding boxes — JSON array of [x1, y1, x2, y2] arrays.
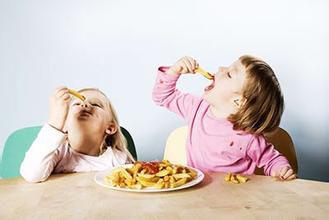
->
[[80, 90, 108, 103], [231, 60, 245, 72]]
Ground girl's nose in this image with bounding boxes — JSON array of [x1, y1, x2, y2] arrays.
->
[[218, 67, 227, 74], [81, 102, 90, 108]]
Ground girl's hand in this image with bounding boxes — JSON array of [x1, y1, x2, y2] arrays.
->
[[167, 56, 199, 75], [48, 86, 71, 132], [272, 166, 297, 181]]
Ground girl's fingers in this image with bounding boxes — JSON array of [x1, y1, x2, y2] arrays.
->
[[279, 167, 289, 179], [280, 166, 289, 174], [54, 86, 67, 95], [185, 57, 197, 72], [282, 169, 294, 179], [62, 93, 71, 101], [178, 63, 187, 73], [57, 89, 69, 98], [188, 57, 198, 72], [182, 59, 193, 73], [194, 59, 199, 69], [286, 174, 297, 181], [271, 170, 280, 177], [179, 60, 188, 73]]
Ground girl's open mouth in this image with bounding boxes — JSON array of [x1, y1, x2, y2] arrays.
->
[[204, 79, 215, 92]]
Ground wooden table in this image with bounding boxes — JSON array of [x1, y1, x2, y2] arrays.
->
[[0, 172, 328, 219]]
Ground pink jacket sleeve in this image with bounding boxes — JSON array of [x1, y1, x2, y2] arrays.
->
[[247, 135, 291, 176], [152, 66, 201, 120]]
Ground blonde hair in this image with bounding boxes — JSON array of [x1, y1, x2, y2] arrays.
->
[[227, 55, 284, 135], [78, 88, 135, 162]]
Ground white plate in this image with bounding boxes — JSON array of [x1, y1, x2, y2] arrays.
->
[[94, 164, 204, 193]]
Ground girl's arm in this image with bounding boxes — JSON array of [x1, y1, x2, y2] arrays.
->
[[152, 56, 202, 120], [247, 135, 295, 179], [20, 124, 66, 183], [152, 67, 201, 120]]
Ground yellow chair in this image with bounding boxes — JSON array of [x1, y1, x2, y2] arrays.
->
[[256, 127, 298, 175], [164, 127, 188, 165], [164, 126, 298, 175]]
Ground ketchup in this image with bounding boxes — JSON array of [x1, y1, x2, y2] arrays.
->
[[140, 161, 160, 174]]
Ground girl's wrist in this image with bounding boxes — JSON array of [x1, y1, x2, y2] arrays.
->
[[166, 66, 181, 75], [48, 120, 64, 132]]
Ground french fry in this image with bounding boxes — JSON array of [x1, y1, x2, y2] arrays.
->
[[236, 174, 248, 183], [156, 169, 170, 177], [229, 174, 239, 184], [136, 177, 157, 187], [120, 168, 133, 180], [68, 89, 85, 101], [172, 178, 187, 188], [173, 173, 191, 180], [195, 67, 214, 80], [138, 173, 155, 179], [224, 173, 232, 182], [224, 173, 249, 184], [154, 181, 165, 189]]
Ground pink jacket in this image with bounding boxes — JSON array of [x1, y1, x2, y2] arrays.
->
[[152, 67, 291, 175]]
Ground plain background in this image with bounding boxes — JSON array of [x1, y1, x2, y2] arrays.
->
[[0, 0, 328, 181]]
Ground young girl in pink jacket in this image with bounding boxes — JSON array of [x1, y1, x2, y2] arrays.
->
[[153, 55, 296, 180], [20, 87, 134, 183]]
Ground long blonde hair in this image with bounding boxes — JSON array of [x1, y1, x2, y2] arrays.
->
[[78, 88, 135, 162], [227, 55, 284, 135]]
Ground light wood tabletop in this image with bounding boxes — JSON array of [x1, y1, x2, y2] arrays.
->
[[0, 172, 328, 220]]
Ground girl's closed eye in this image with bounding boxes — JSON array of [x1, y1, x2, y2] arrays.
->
[[91, 102, 103, 108], [227, 72, 232, 78]]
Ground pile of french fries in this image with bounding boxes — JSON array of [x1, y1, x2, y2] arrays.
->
[[105, 160, 198, 190], [224, 173, 249, 184]]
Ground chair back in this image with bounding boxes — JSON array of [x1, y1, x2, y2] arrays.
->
[[164, 127, 188, 165]]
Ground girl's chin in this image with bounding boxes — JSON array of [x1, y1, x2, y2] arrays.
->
[[202, 91, 211, 101]]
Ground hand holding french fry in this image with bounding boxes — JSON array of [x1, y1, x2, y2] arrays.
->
[[167, 56, 199, 75], [48, 86, 71, 132]]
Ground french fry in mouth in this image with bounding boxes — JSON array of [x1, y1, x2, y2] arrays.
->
[[68, 89, 85, 101], [195, 67, 214, 80]]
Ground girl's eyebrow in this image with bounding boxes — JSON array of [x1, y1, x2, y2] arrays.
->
[[230, 65, 240, 77], [231, 64, 239, 72]]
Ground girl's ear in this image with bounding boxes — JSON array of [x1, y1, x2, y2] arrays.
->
[[105, 123, 117, 135], [233, 96, 246, 108]]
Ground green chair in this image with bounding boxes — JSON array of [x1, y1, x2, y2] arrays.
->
[[0, 126, 137, 179]]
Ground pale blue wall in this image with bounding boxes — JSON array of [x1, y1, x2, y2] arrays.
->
[[0, 0, 328, 181]]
